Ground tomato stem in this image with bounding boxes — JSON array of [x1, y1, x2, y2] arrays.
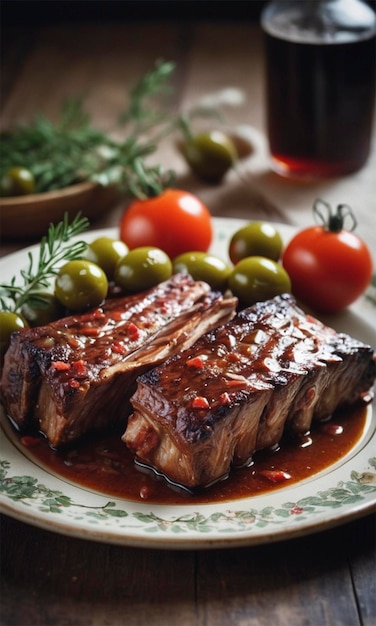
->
[[313, 198, 357, 233]]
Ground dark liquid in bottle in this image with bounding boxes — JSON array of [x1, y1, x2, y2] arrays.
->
[[264, 32, 376, 178]]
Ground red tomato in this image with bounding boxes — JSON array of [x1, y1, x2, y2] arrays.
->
[[119, 189, 213, 259], [282, 220, 373, 314]]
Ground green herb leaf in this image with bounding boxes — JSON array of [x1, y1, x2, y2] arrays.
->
[[0, 213, 89, 313], [0, 61, 176, 198]]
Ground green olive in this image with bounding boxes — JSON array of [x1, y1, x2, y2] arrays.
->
[[229, 222, 283, 264], [173, 251, 232, 291], [114, 247, 172, 292], [0, 166, 36, 197], [228, 256, 291, 306], [181, 130, 237, 183], [0, 311, 28, 357], [85, 237, 129, 280], [21, 293, 65, 327], [55, 260, 108, 311]]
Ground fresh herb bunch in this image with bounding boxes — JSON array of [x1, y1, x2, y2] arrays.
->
[[0, 60, 177, 199], [0, 213, 89, 313]]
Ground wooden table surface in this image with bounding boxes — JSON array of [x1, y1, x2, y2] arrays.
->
[[1, 12, 375, 626]]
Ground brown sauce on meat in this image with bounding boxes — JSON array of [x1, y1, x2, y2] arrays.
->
[[16, 402, 369, 504]]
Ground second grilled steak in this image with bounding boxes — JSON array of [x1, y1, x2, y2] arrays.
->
[[125, 294, 375, 489]]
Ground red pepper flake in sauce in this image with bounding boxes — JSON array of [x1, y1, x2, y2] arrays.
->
[[128, 322, 140, 340], [72, 360, 87, 377], [186, 355, 207, 369], [259, 469, 292, 483], [112, 341, 127, 355], [219, 392, 231, 405], [68, 379, 81, 389], [50, 361, 71, 371], [192, 396, 210, 409], [80, 326, 100, 337]]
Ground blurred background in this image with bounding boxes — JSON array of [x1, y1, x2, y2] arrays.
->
[[1, 0, 267, 25]]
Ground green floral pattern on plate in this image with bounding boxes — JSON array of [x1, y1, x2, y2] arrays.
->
[[1, 459, 375, 535]]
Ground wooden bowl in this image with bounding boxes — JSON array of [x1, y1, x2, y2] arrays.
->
[[0, 181, 120, 241]]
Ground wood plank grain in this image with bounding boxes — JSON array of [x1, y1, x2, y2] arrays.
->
[[1, 513, 375, 626], [1, 22, 185, 128], [0, 514, 196, 626], [348, 514, 376, 626], [196, 520, 374, 626]]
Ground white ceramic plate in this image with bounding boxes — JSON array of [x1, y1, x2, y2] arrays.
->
[[1, 217, 375, 549]]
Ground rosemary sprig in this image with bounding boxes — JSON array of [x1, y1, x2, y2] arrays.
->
[[0, 213, 89, 313], [0, 60, 177, 198], [118, 60, 175, 132]]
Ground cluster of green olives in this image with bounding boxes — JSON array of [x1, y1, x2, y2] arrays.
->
[[227, 221, 291, 305], [55, 237, 175, 312], [0, 223, 291, 356], [171, 222, 290, 307], [70, 224, 290, 309]]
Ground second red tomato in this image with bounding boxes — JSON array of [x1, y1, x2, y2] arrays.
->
[[119, 189, 213, 259], [282, 226, 373, 313]]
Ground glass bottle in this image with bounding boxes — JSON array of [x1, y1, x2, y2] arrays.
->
[[261, 0, 376, 178]]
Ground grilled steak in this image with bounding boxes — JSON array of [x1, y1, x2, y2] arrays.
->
[[0, 274, 237, 447], [125, 294, 375, 489]]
